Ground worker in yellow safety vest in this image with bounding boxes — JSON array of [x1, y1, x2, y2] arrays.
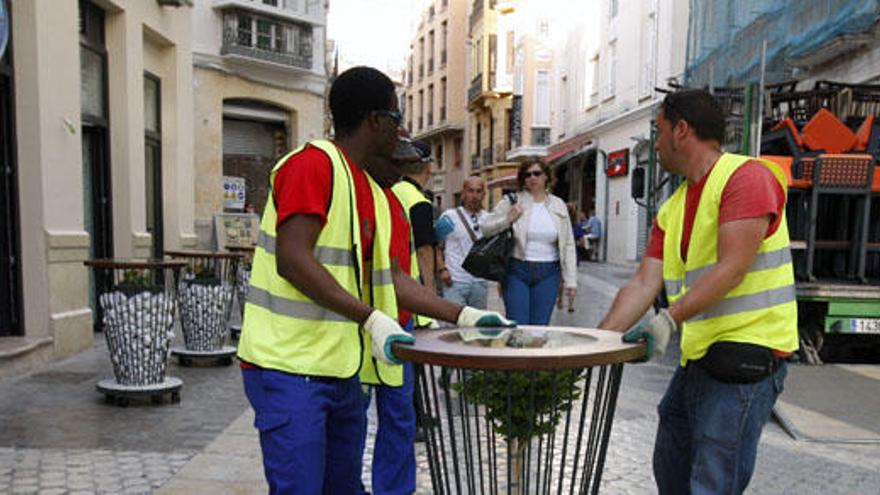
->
[[238, 66, 515, 495], [598, 89, 797, 494]]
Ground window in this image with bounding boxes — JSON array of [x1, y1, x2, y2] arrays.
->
[[587, 52, 600, 107], [534, 69, 551, 127], [473, 37, 483, 77], [441, 21, 448, 65], [237, 13, 253, 46], [428, 84, 434, 126], [257, 19, 272, 50], [144, 73, 163, 259], [429, 30, 435, 73], [640, 8, 657, 99], [609, 0, 619, 18], [418, 90, 424, 130], [263, 0, 278, 5], [537, 18, 549, 41], [436, 142, 444, 169], [440, 77, 447, 121], [604, 41, 616, 99]]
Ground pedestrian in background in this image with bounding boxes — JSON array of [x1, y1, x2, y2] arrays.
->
[[480, 158, 577, 325], [434, 176, 490, 309], [585, 207, 601, 261], [598, 89, 797, 494], [360, 139, 515, 495]]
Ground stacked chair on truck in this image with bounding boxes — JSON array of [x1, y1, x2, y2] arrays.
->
[[755, 81, 880, 363]]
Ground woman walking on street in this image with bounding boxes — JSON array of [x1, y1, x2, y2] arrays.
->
[[480, 158, 577, 325]]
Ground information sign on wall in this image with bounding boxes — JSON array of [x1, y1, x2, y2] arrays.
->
[[223, 176, 246, 210]]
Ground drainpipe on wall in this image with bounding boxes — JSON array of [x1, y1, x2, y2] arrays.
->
[[598, 149, 608, 263]]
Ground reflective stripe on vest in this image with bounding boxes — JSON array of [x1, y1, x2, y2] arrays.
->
[[359, 177, 406, 387], [237, 140, 398, 381], [656, 153, 799, 366], [390, 179, 435, 328]]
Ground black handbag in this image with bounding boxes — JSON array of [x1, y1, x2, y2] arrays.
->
[[462, 194, 517, 282]]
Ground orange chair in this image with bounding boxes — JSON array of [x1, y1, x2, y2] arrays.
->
[[770, 117, 805, 150], [801, 108, 857, 153], [853, 115, 875, 152]]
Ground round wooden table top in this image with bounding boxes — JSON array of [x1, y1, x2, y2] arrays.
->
[[392, 325, 645, 371], [84, 258, 188, 270], [164, 250, 243, 260]]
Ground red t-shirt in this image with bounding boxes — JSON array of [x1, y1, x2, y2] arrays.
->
[[273, 144, 375, 262], [645, 160, 785, 261], [386, 190, 413, 326]]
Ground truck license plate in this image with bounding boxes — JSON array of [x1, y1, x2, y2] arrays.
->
[[850, 318, 880, 334]]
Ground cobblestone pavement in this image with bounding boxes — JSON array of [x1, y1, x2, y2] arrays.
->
[[2, 261, 880, 493]]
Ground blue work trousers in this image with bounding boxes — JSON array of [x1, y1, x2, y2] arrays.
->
[[503, 259, 561, 325], [242, 367, 365, 495], [358, 319, 416, 495], [653, 361, 787, 494]]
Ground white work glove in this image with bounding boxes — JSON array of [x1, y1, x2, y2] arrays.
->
[[622, 308, 677, 361], [363, 310, 415, 365], [456, 306, 516, 332]]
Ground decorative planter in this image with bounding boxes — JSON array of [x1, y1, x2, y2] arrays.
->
[[85, 259, 187, 405], [394, 326, 644, 495]]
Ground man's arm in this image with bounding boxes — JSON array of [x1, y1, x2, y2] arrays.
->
[[275, 214, 374, 324], [391, 259, 462, 322], [598, 257, 664, 331], [416, 245, 436, 289], [665, 216, 770, 325]]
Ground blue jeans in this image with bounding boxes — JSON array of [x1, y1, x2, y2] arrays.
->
[[443, 280, 489, 309], [653, 361, 787, 494], [503, 259, 560, 325], [242, 368, 365, 495]]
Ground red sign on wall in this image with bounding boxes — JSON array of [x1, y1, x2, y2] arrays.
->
[[606, 148, 629, 177]]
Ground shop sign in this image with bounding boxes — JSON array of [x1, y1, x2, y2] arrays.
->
[[606, 148, 629, 177]]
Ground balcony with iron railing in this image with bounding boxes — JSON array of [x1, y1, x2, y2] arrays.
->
[[468, 73, 483, 104], [482, 147, 493, 166], [221, 11, 313, 69]]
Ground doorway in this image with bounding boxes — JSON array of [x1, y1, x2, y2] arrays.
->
[[0, 0, 22, 337]]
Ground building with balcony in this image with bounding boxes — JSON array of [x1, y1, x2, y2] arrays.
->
[[465, 0, 518, 207], [1, 0, 196, 377], [191, 0, 328, 246], [403, 0, 467, 211]]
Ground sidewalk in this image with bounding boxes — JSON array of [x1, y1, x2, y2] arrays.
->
[[3, 262, 880, 494]]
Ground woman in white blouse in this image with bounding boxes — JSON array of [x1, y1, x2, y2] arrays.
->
[[480, 158, 577, 325]]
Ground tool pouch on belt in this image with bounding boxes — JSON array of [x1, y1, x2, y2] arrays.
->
[[695, 341, 779, 384]]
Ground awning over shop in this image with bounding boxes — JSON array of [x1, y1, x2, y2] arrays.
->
[[487, 173, 517, 189], [546, 132, 593, 164]]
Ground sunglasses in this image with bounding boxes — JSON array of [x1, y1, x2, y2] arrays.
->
[[524, 170, 544, 178], [375, 110, 403, 126]]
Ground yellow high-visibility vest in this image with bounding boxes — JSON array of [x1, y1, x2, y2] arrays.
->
[[237, 140, 400, 385], [391, 179, 435, 328], [656, 153, 799, 366]]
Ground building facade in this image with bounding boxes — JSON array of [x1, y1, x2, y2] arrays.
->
[[403, 0, 467, 211], [552, 0, 689, 263], [191, 0, 327, 246], [1, 0, 196, 376]]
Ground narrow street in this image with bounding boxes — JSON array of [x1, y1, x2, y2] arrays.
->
[[1, 262, 878, 493]]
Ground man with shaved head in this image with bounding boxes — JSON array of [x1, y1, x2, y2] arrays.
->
[[435, 176, 490, 309]]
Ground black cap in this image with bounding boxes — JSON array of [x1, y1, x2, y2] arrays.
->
[[412, 140, 432, 163]]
